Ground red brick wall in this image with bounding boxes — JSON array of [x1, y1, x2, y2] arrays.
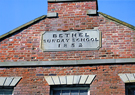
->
[[0, 1, 134, 62], [0, 13, 134, 62], [48, 1, 97, 17], [0, 1, 135, 95], [1, 64, 135, 95]]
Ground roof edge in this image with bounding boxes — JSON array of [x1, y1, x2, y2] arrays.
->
[[0, 12, 134, 40], [0, 15, 46, 40], [99, 12, 135, 30]]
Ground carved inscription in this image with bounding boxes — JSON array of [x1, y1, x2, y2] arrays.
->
[[41, 30, 101, 51]]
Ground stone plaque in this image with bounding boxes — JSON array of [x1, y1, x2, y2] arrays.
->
[[41, 30, 101, 51]]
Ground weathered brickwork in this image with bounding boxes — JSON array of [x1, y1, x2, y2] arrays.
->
[[0, 64, 135, 95], [0, 13, 134, 62], [0, 0, 135, 95], [48, 1, 97, 17]]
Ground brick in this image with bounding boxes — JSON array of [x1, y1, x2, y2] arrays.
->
[[0, 0, 134, 94], [36, 74, 44, 76], [49, 69, 56, 71]]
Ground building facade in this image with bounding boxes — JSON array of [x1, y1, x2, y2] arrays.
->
[[0, 0, 135, 95]]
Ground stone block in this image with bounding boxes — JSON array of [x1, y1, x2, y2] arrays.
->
[[47, 12, 58, 18], [4, 77, 13, 86], [44, 76, 54, 85], [87, 10, 97, 15], [10, 77, 22, 86], [67, 75, 74, 85], [79, 75, 88, 84], [0, 77, 6, 86], [59, 76, 66, 84], [85, 75, 96, 84], [118, 74, 129, 83], [73, 75, 81, 84], [52, 76, 60, 85]]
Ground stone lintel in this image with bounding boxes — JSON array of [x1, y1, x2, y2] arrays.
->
[[0, 77, 21, 87], [118, 73, 135, 83], [44, 75, 96, 85]]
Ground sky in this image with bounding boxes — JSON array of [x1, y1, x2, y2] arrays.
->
[[0, 0, 135, 36]]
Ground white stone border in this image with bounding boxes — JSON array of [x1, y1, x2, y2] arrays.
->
[[0, 58, 134, 67]]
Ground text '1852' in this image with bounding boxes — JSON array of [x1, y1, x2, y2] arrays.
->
[[41, 30, 101, 51]]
